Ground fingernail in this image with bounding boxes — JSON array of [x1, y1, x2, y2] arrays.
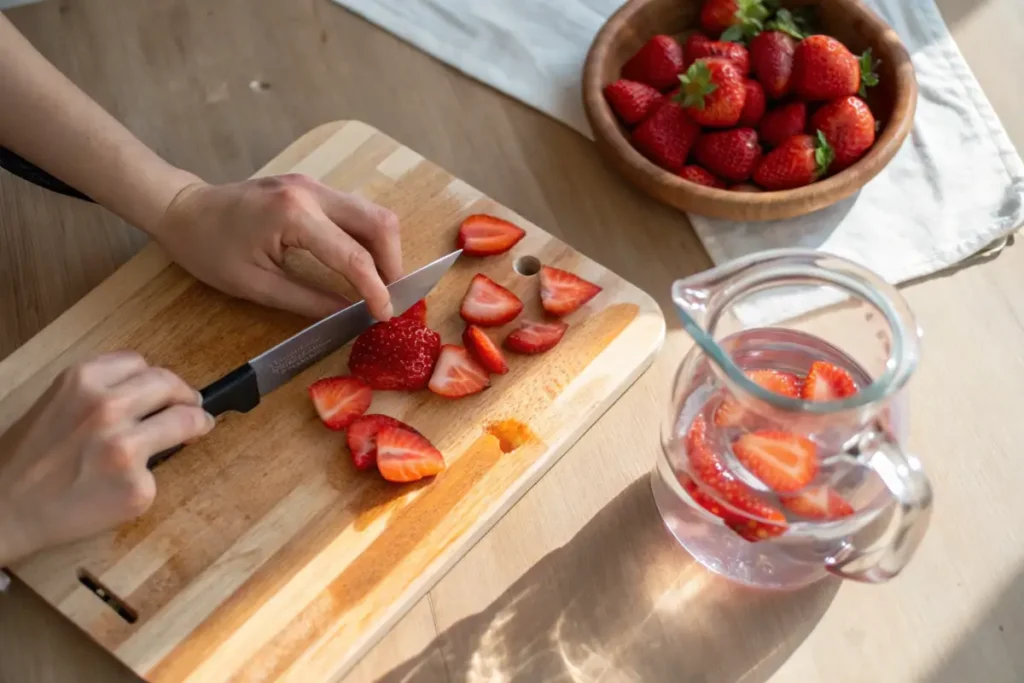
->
[[381, 302, 394, 321], [204, 412, 216, 430], [195, 390, 204, 405]]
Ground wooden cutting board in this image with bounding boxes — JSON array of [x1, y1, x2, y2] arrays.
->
[[0, 121, 665, 682]]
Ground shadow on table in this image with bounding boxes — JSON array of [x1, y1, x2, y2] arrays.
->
[[923, 564, 1024, 683], [377, 477, 840, 683]]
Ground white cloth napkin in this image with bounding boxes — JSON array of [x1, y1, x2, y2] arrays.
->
[[329, 0, 1024, 323]]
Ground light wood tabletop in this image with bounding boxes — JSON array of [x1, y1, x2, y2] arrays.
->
[[0, 1, 1021, 682]]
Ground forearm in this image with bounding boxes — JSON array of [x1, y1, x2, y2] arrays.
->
[[0, 15, 200, 235]]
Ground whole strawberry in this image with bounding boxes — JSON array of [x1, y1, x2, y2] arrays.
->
[[684, 35, 751, 75], [631, 101, 701, 171], [603, 79, 664, 126], [695, 128, 762, 183], [750, 31, 797, 99], [793, 36, 878, 101], [678, 165, 726, 189], [700, 0, 770, 41], [738, 79, 766, 127], [349, 317, 442, 391], [676, 58, 747, 128], [758, 101, 807, 148], [622, 35, 685, 92], [811, 95, 877, 170], [754, 132, 834, 190]]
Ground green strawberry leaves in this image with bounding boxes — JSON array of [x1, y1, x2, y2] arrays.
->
[[721, 0, 770, 43], [676, 62, 719, 110], [765, 9, 805, 40], [859, 49, 881, 97], [813, 130, 835, 177]]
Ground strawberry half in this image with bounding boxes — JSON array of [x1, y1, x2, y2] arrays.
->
[[376, 426, 445, 483], [780, 486, 855, 520], [308, 376, 372, 431], [801, 360, 858, 401], [504, 320, 569, 354], [462, 325, 509, 375], [428, 344, 491, 398], [460, 274, 524, 327], [398, 299, 427, 325], [457, 215, 526, 257], [732, 430, 819, 493], [713, 369, 802, 427], [346, 414, 416, 471], [539, 266, 602, 317], [349, 318, 441, 391]]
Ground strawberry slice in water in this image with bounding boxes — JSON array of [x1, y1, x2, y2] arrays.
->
[[732, 429, 819, 493], [780, 486, 855, 520], [713, 369, 802, 427], [801, 360, 858, 401], [376, 426, 445, 483]]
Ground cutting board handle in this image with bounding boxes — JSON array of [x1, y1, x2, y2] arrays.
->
[[146, 363, 261, 469]]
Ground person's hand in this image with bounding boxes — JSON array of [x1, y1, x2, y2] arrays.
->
[[0, 351, 213, 566], [151, 173, 403, 321]]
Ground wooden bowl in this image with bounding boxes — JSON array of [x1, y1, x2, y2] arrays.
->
[[582, 0, 917, 221]]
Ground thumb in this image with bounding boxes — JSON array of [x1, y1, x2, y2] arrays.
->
[[250, 269, 351, 319]]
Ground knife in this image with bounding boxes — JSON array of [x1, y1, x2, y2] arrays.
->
[[146, 249, 462, 469]]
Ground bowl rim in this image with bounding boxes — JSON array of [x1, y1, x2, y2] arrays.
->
[[582, 0, 919, 219]]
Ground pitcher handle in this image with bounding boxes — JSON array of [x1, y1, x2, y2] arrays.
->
[[825, 438, 933, 583]]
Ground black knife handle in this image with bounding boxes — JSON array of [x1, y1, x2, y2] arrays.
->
[[0, 147, 94, 202], [146, 363, 261, 470]]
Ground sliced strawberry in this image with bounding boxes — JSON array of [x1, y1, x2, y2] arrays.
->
[[539, 266, 602, 317], [801, 360, 858, 401], [460, 274, 524, 327], [428, 344, 491, 398], [398, 299, 427, 325], [780, 486, 855, 520], [457, 214, 526, 257], [346, 414, 417, 471], [504, 319, 569, 354], [349, 318, 441, 391], [681, 473, 787, 542], [307, 376, 372, 431], [376, 426, 445, 483], [732, 430, 819, 493], [713, 369, 802, 427], [462, 325, 509, 375]]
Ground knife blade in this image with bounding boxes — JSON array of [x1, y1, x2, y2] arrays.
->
[[147, 249, 461, 469]]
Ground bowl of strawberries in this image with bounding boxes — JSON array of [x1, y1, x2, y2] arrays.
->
[[582, 0, 917, 221]]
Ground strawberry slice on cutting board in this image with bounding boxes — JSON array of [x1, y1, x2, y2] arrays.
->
[[539, 266, 602, 317], [346, 415, 417, 471], [429, 344, 491, 398], [460, 274, 524, 327], [308, 376, 372, 431], [462, 325, 509, 375], [376, 426, 445, 483], [398, 299, 428, 325], [801, 360, 858, 401], [457, 215, 526, 256], [504, 320, 569, 354], [732, 429, 819, 493]]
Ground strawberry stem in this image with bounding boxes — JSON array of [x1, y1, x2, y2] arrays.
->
[[859, 49, 880, 97], [676, 62, 718, 110], [721, 0, 769, 43], [765, 8, 805, 40], [813, 130, 835, 177]]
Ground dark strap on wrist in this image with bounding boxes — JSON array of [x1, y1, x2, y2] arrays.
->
[[0, 146, 94, 202]]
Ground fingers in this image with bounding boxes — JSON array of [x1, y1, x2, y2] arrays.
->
[[64, 351, 149, 391], [293, 207, 395, 321], [249, 269, 352, 319], [314, 188, 403, 284], [116, 405, 214, 469], [108, 367, 202, 421]]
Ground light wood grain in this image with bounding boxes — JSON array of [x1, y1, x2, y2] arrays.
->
[[1, 1, 1023, 683]]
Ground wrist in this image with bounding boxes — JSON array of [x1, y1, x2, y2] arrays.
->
[[0, 499, 30, 568], [138, 166, 206, 241]]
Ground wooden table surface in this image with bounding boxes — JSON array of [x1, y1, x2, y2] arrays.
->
[[0, 1, 1021, 682]]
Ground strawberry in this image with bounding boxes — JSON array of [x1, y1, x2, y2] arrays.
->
[[801, 360, 858, 401], [684, 37, 751, 75], [504, 319, 569, 354], [376, 426, 445, 483], [307, 376, 372, 431], [428, 344, 490, 398], [732, 430, 819, 493], [694, 128, 762, 183], [457, 214, 526, 257], [713, 369, 801, 427], [346, 414, 416, 471], [753, 132, 834, 190], [738, 79, 766, 126], [749, 31, 797, 99], [603, 79, 665, 126], [539, 265, 602, 317], [621, 35, 685, 92], [793, 36, 877, 101], [758, 101, 807, 148], [811, 95, 876, 170], [631, 101, 701, 171], [398, 299, 427, 325], [460, 274, 524, 327], [678, 165, 726, 189], [686, 414, 748, 498], [675, 58, 747, 128], [780, 486, 855, 520], [349, 318, 441, 391], [700, 0, 770, 41], [462, 325, 509, 375]]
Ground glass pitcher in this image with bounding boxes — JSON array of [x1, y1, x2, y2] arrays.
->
[[653, 248, 933, 590]]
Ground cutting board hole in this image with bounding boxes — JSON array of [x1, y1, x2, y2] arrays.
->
[[77, 568, 138, 624], [514, 255, 541, 276]]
